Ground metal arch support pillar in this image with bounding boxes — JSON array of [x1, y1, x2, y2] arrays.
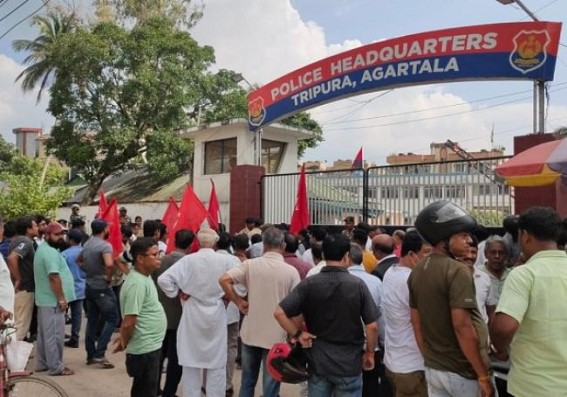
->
[[537, 80, 545, 134]]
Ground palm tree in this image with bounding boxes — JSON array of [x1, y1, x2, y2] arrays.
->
[[12, 10, 77, 103]]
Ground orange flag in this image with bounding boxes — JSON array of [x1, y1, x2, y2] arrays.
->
[[207, 180, 220, 230], [167, 184, 208, 253], [162, 197, 179, 236], [289, 164, 310, 235], [102, 198, 124, 258]]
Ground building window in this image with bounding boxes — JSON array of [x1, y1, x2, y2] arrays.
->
[[381, 186, 399, 199], [446, 185, 465, 199], [262, 140, 286, 174], [403, 186, 419, 199], [204, 138, 237, 175], [367, 188, 378, 199], [424, 186, 443, 199]]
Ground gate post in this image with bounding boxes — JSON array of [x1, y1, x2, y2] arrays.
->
[[229, 165, 265, 234]]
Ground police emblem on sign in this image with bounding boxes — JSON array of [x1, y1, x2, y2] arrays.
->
[[248, 97, 266, 127], [509, 30, 550, 74]]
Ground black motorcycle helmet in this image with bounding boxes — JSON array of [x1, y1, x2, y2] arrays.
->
[[415, 200, 477, 246]]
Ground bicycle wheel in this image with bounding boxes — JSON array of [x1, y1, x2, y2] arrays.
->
[[8, 374, 69, 397]]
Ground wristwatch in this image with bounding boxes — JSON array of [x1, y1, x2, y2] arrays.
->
[[293, 329, 302, 339]]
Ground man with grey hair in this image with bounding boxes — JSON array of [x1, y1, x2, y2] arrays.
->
[[480, 235, 510, 305], [158, 228, 236, 397], [219, 227, 300, 397]]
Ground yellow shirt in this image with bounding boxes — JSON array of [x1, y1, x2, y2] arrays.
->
[[362, 250, 377, 273], [496, 250, 567, 397]]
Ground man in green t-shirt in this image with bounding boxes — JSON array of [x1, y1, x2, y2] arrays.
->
[[491, 207, 567, 397], [114, 237, 166, 397], [34, 221, 76, 376], [409, 201, 493, 397]]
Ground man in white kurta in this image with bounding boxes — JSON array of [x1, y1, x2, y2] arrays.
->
[[157, 229, 235, 397]]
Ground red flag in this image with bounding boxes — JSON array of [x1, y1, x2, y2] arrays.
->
[[167, 183, 208, 253], [289, 165, 310, 235], [97, 191, 108, 218], [161, 197, 179, 236], [101, 198, 124, 258], [352, 147, 363, 169], [207, 179, 220, 230]]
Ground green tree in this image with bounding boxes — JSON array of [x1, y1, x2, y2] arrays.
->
[[0, 135, 18, 168], [280, 112, 324, 158], [46, 18, 215, 204], [94, 0, 203, 28], [12, 10, 78, 103], [0, 142, 71, 220]]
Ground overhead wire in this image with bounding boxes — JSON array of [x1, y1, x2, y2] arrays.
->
[[0, 0, 50, 40], [321, 87, 546, 127], [321, 85, 567, 132], [0, 0, 31, 22]]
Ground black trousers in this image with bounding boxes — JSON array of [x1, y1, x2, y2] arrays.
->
[[126, 348, 161, 397], [161, 330, 183, 397], [362, 349, 393, 397]]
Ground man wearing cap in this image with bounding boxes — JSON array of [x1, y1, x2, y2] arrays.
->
[[119, 206, 132, 226], [69, 204, 85, 224], [79, 219, 118, 369], [34, 222, 76, 375]]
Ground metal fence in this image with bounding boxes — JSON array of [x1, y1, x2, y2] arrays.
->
[[261, 157, 513, 227]]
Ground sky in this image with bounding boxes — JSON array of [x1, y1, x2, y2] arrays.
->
[[1, 0, 566, 166]]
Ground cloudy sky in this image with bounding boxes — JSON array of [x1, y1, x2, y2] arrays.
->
[[1, 0, 567, 165]]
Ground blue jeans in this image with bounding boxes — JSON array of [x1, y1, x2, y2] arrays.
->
[[69, 299, 83, 342], [238, 344, 280, 397], [85, 287, 119, 360], [308, 373, 363, 397], [425, 367, 479, 397]]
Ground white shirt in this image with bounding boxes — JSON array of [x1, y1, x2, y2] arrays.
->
[[474, 240, 487, 269], [158, 248, 235, 368], [349, 264, 384, 345], [157, 241, 167, 259], [217, 249, 245, 325], [306, 261, 326, 277], [473, 269, 497, 324], [301, 249, 315, 267], [0, 256, 14, 313], [382, 265, 424, 374]]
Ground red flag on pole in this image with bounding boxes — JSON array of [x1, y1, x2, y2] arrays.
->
[[101, 198, 124, 258], [97, 191, 108, 218], [167, 183, 208, 253], [352, 147, 363, 169], [161, 197, 179, 236], [289, 164, 310, 235], [207, 179, 220, 231]]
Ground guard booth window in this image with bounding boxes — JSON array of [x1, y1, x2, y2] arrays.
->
[[204, 138, 237, 175], [262, 140, 286, 174]]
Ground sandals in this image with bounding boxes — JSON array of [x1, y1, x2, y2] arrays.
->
[[52, 367, 75, 376]]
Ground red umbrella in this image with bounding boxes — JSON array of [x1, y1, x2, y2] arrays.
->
[[495, 138, 567, 187]]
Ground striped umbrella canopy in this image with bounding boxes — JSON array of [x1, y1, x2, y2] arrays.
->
[[495, 138, 567, 187]]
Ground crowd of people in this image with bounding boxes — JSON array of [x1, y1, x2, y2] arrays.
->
[[0, 201, 566, 397]]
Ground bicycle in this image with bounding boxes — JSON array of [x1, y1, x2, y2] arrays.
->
[[0, 323, 69, 397]]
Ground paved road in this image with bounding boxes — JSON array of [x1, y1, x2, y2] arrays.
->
[[28, 321, 298, 397]]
